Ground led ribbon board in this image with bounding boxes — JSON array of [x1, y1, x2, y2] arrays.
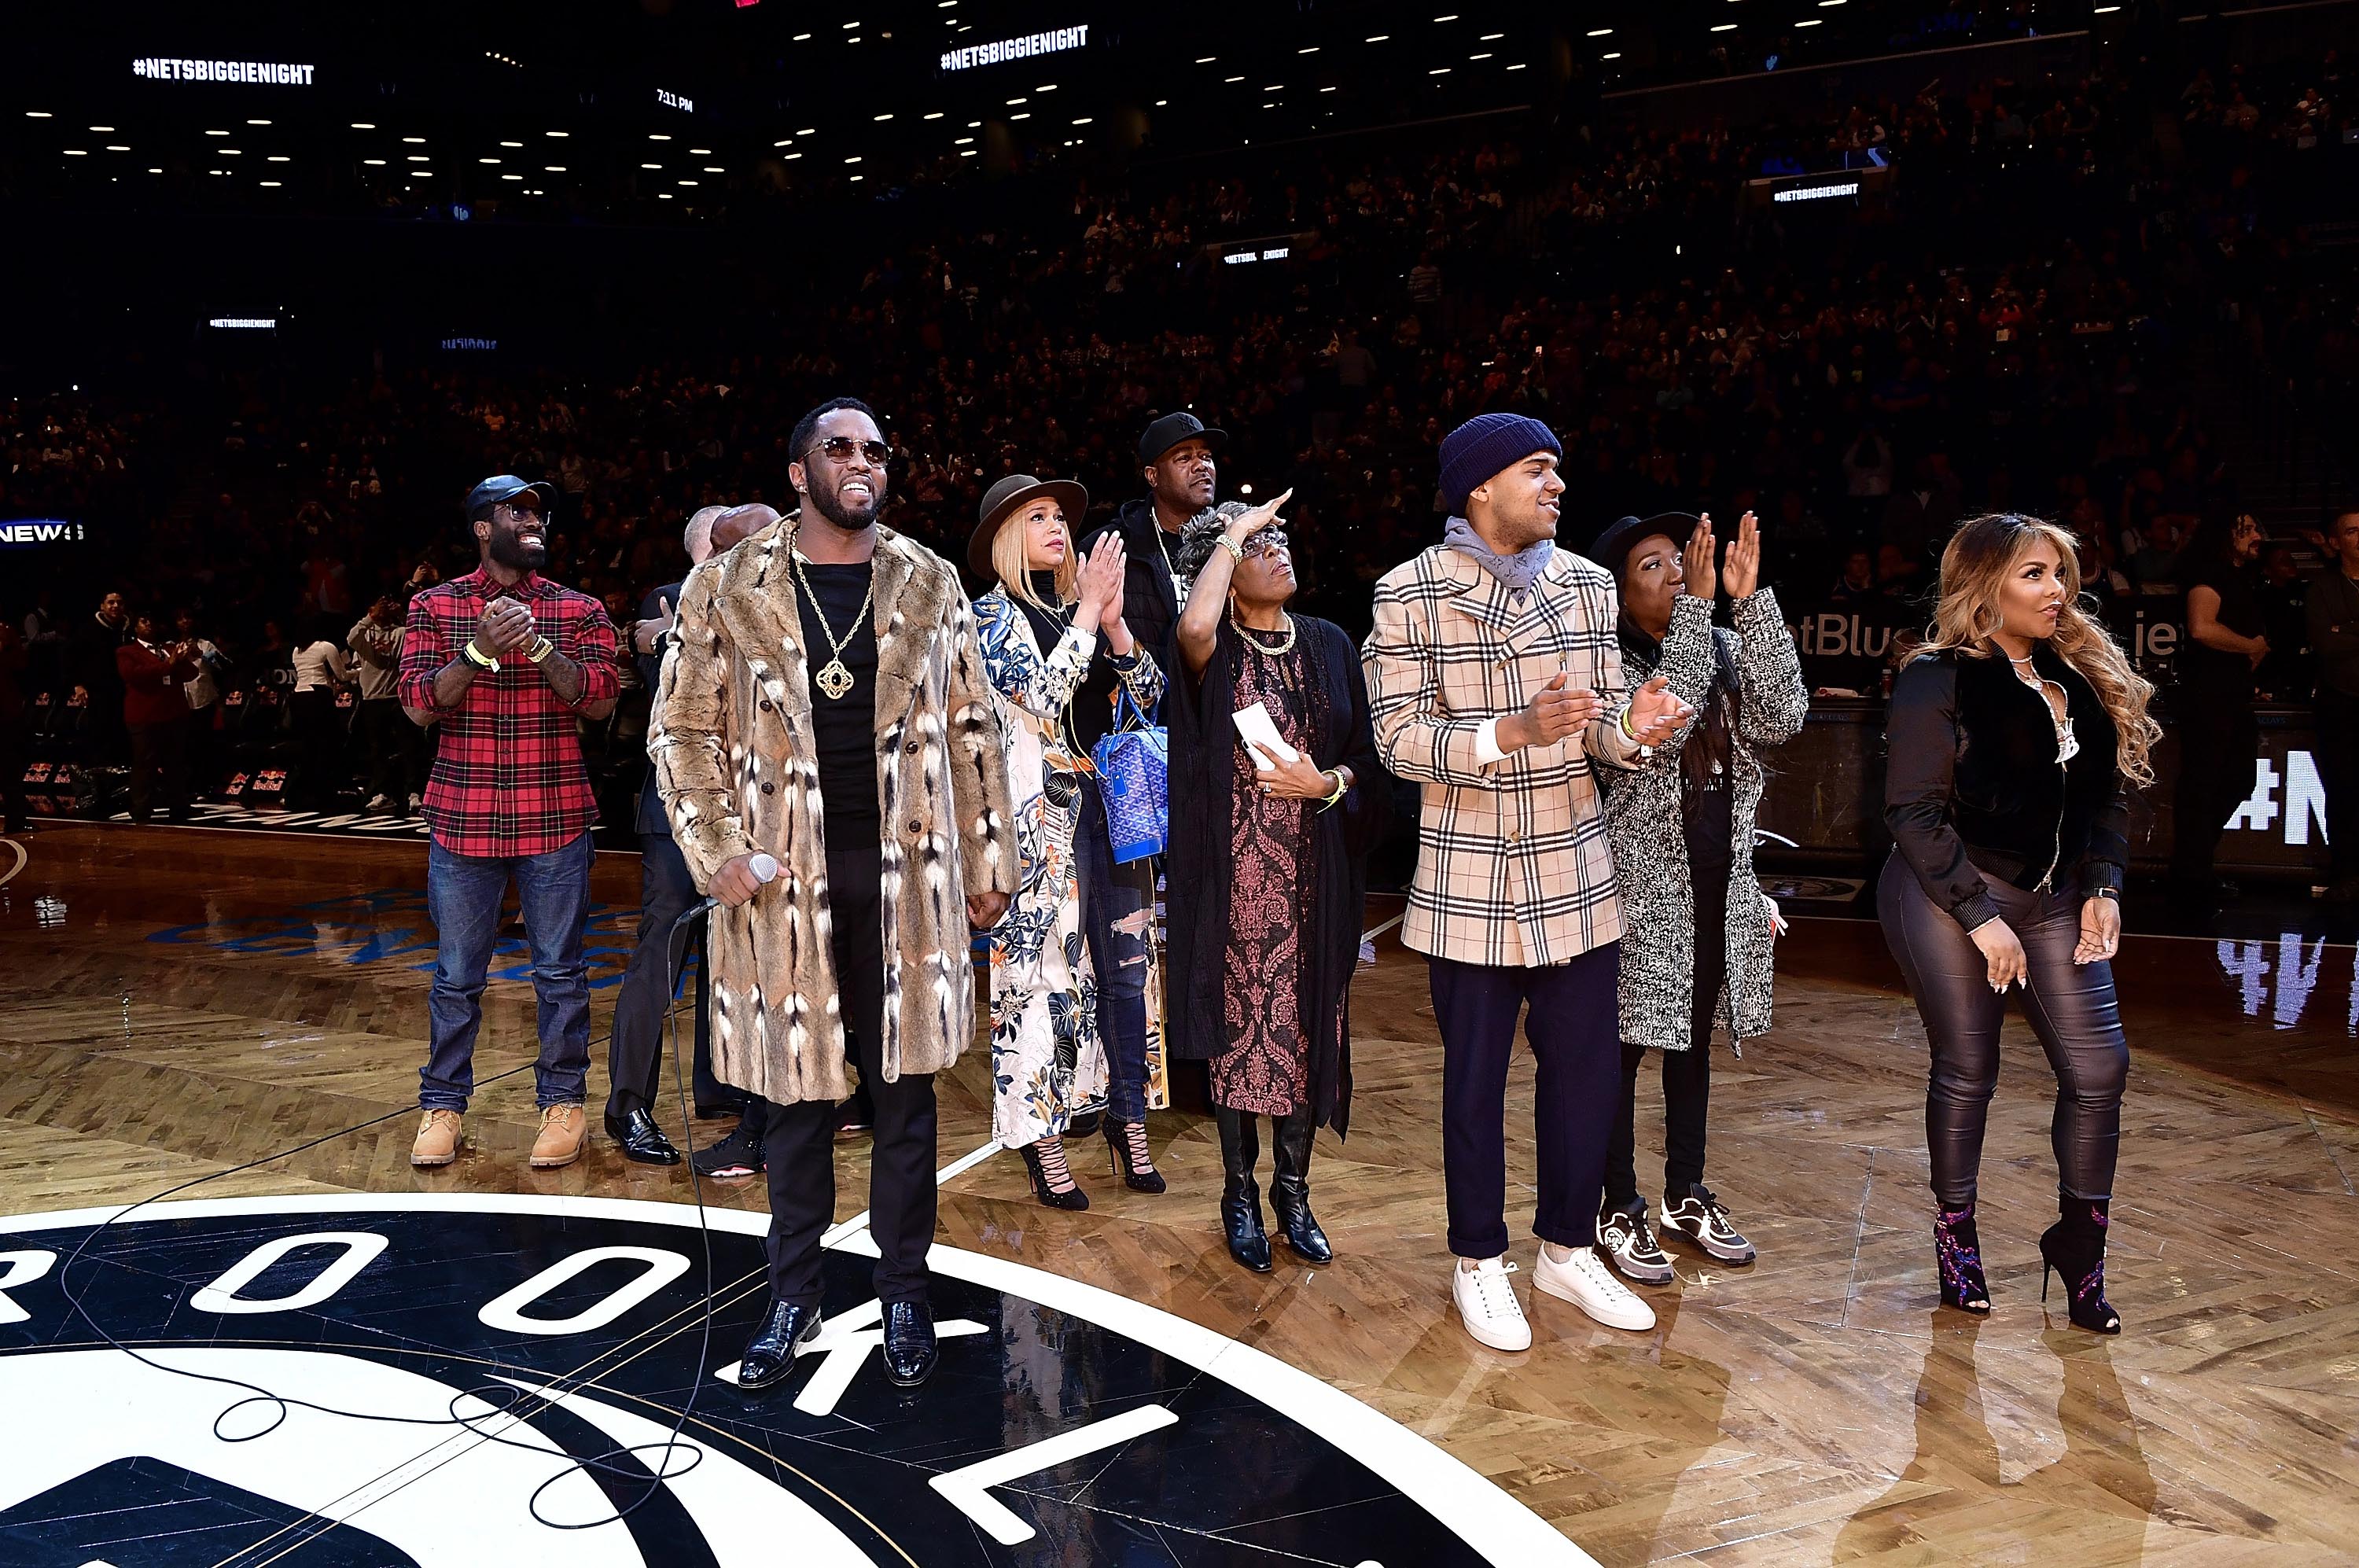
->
[[940, 24, 1088, 72], [133, 58, 315, 85]]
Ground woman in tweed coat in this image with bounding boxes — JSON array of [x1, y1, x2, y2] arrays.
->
[[1590, 510, 1809, 1283]]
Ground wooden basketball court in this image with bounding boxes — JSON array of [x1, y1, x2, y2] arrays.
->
[[2, 823, 2354, 1563]]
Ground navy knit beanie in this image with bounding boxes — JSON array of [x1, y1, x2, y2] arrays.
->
[[1437, 413, 1563, 514]]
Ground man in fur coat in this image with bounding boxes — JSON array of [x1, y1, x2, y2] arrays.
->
[[650, 397, 1018, 1391]]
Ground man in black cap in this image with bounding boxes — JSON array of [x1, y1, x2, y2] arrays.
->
[[1068, 410, 1225, 1132], [398, 475, 620, 1172]]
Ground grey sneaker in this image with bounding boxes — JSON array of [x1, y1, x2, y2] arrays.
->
[[1660, 1183, 1757, 1264], [1597, 1200, 1675, 1284]]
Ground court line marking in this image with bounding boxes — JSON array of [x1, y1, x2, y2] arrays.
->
[[0, 837, 25, 889], [820, 1134, 1005, 1248], [0, 1193, 1594, 1565]]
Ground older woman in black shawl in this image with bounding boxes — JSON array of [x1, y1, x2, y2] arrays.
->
[[1166, 492, 1389, 1273]]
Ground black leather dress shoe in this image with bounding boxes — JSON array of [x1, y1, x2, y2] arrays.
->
[[736, 1299, 823, 1390], [604, 1107, 682, 1165], [880, 1299, 938, 1387]]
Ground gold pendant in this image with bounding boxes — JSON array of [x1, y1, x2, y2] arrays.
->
[[815, 657, 855, 701]]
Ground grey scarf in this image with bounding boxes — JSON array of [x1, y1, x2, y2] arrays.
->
[[1443, 515, 1554, 594]]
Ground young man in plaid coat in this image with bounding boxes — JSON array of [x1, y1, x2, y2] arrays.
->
[[399, 475, 620, 1172], [1364, 414, 1693, 1352]]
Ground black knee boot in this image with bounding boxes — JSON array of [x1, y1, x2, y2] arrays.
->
[[1214, 1107, 1272, 1273], [1269, 1111, 1332, 1264]]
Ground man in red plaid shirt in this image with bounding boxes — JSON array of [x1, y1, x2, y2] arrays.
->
[[399, 475, 620, 1171]]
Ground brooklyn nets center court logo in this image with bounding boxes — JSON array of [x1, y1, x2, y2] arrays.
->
[[0, 1194, 1588, 1567]]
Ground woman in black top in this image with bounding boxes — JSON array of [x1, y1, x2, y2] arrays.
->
[[1879, 513, 2160, 1333], [2169, 513, 2268, 900]]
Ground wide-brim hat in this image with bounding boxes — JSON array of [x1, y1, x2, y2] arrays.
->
[[1137, 410, 1227, 468], [464, 474, 555, 521], [968, 473, 1090, 581], [1585, 511, 1699, 586]]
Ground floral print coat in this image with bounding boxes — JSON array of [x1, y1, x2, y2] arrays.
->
[[973, 587, 1166, 1145]]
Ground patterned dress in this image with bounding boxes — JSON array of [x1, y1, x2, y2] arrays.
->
[[973, 587, 1165, 1146], [1212, 633, 1327, 1117]]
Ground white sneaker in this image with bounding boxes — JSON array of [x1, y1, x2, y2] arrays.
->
[[1534, 1244, 1658, 1331], [364, 794, 389, 812], [1451, 1257, 1532, 1352]]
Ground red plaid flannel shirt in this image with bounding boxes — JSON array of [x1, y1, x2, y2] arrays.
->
[[398, 568, 620, 858]]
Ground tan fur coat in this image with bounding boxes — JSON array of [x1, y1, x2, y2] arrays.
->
[[647, 520, 1018, 1106]]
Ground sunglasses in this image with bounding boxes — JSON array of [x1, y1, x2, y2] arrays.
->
[[806, 436, 890, 467]]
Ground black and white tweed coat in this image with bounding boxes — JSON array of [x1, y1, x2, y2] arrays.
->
[[648, 519, 1019, 1106], [1597, 588, 1809, 1053]]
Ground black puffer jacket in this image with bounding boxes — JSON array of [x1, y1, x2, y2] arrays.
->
[[1073, 497, 1184, 750], [1884, 645, 2129, 930]]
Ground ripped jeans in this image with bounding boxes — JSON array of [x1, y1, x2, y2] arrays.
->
[[1076, 772, 1152, 1124]]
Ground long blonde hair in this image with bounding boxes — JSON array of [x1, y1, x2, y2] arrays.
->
[[1909, 513, 2160, 786], [990, 502, 1078, 612]]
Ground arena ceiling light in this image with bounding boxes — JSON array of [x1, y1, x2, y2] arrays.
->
[[363, 156, 386, 164], [1795, 17, 1822, 24], [25, 110, 53, 118], [1072, 116, 1092, 124], [480, 157, 500, 164], [544, 164, 565, 171], [89, 124, 116, 132], [351, 121, 374, 129], [267, 154, 290, 161], [959, 149, 976, 156], [1433, 13, 1459, 20], [798, 127, 817, 134], [259, 179, 281, 186], [1713, 21, 1739, 29], [1366, 35, 1389, 42], [1429, 66, 1450, 74], [650, 133, 671, 140], [206, 128, 228, 135], [1470, 52, 1492, 59], [1602, 50, 1622, 58], [1010, 111, 1029, 120], [691, 146, 712, 153], [923, 112, 944, 119], [1195, 55, 1215, 63], [546, 130, 569, 138], [703, 164, 722, 171], [1320, 85, 1337, 91], [875, 112, 893, 120], [500, 140, 523, 147], [783, 152, 802, 159], [1224, 75, 1243, 83], [247, 118, 270, 125], [1588, 28, 1613, 36], [1505, 61, 1527, 68], [642, 161, 662, 167], [222, 147, 241, 154], [505, 173, 524, 181], [1298, 46, 1319, 53], [1481, 31, 1504, 39], [955, 136, 973, 144], [793, 31, 811, 40], [63, 148, 87, 156], [1006, 96, 1027, 104], [403, 135, 425, 143]]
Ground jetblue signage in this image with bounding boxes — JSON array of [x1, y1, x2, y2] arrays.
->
[[132, 57, 315, 85], [940, 24, 1088, 72]]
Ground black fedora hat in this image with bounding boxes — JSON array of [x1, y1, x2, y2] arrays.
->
[[1585, 512, 1699, 585], [1137, 410, 1227, 468], [968, 473, 1091, 581]]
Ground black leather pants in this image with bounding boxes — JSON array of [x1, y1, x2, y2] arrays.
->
[[1876, 855, 2129, 1207]]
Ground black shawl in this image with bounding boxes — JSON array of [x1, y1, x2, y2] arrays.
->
[[1163, 614, 1389, 1136]]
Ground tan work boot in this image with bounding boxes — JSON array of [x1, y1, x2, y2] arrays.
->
[[411, 1109, 462, 1168], [530, 1102, 588, 1169]]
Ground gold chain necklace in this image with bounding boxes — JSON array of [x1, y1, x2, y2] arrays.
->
[[1230, 602, 1297, 655], [790, 540, 874, 701]]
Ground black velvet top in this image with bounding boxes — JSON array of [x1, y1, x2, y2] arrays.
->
[[1884, 644, 2129, 930]]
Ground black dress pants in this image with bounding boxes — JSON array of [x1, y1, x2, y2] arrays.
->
[[1430, 941, 1622, 1258], [763, 842, 937, 1309], [2316, 689, 2359, 885], [1605, 859, 1728, 1208], [360, 699, 418, 805], [2169, 697, 2257, 888], [127, 717, 190, 822], [605, 830, 716, 1120]]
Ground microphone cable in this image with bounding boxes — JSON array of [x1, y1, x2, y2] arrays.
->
[[50, 896, 732, 1550]]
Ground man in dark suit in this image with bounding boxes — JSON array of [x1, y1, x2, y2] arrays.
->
[[602, 504, 732, 1165], [1069, 410, 1227, 1128]]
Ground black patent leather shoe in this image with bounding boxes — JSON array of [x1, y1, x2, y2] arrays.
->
[[881, 1299, 939, 1387], [605, 1107, 682, 1165], [736, 1299, 823, 1391]]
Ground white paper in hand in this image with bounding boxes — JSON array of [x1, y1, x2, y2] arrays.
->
[[1231, 701, 1300, 770]]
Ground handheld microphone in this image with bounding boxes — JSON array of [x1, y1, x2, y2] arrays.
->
[[691, 851, 778, 916]]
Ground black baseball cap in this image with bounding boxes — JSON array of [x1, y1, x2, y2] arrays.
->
[[463, 475, 555, 521], [1137, 411, 1227, 468]]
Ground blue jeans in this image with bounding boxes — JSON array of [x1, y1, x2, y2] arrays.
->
[[421, 831, 594, 1112], [1076, 774, 1151, 1123]]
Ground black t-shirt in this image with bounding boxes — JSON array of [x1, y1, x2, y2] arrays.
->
[[2179, 559, 2264, 696], [797, 561, 880, 838]]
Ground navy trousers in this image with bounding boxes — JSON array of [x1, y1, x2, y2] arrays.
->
[[1430, 942, 1623, 1259]]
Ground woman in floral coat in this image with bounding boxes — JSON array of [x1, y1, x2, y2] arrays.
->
[[969, 475, 1166, 1209]]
